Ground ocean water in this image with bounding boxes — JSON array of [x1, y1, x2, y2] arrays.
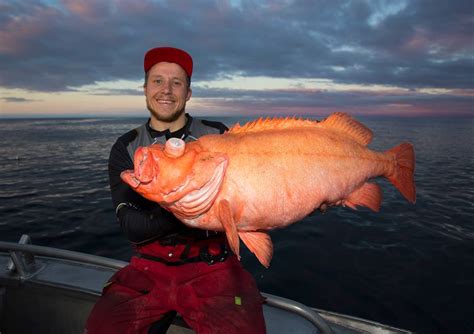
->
[[0, 116, 473, 333]]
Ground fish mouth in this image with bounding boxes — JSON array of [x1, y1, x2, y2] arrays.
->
[[167, 160, 227, 219], [134, 147, 155, 184], [120, 170, 141, 189]]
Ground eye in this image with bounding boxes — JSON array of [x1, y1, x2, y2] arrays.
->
[[173, 80, 183, 86], [154, 79, 162, 84]]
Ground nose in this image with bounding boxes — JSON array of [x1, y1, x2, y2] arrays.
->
[[134, 147, 155, 183], [161, 80, 172, 93]]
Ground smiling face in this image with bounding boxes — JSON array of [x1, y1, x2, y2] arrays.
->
[[144, 62, 192, 130]]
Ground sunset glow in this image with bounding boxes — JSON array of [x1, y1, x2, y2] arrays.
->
[[1, 1, 472, 118]]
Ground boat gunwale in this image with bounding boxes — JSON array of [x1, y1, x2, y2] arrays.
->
[[1, 239, 413, 334], [0, 240, 336, 334]]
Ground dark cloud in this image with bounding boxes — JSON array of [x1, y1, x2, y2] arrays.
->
[[71, 88, 143, 96], [89, 89, 143, 96], [0, 0, 472, 92], [192, 86, 473, 115], [2, 97, 41, 103]]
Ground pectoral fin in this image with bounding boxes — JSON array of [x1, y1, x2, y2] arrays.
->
[[218, 199, 240, 259], [239, 231, 273, 268]]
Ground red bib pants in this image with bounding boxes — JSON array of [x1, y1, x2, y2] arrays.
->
[[85, 241, 266, 334]]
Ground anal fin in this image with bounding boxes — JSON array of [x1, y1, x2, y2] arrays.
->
[[343, 182, 382, 212], [218, 200, 240, 259], [239, 231, 273, 268]]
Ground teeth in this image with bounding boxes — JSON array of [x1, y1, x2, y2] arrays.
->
[[131, 176, 141, 188]]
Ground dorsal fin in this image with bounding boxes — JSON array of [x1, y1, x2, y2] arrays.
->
[[320, 112, 373, 146], [228, 117, 319, 134]]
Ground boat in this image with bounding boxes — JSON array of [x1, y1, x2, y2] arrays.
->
[[0, 235, 413, 334]]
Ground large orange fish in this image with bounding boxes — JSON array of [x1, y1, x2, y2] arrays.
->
[[121, 112, 415, 267]]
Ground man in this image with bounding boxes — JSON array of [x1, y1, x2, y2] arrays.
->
[[85, 47, 266, 334]]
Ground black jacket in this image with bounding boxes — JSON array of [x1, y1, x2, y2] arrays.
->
[[108, 114, 228, 244]]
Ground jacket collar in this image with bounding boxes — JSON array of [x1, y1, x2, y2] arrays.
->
[[146, 113, 193, 140]]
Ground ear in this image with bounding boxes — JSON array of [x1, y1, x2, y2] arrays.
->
[[186, 88, 192, 101]]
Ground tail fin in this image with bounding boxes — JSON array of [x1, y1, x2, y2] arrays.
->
[[385, 143, 416, 203]]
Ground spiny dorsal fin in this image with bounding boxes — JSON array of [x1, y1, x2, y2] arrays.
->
[[320, 112, 373, 146], [228, 117, 319, 134]]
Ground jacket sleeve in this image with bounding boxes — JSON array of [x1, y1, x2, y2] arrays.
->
[[108, 140, 181, 244]]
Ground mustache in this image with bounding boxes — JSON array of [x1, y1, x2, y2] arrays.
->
[[153, 93, 176, 100]]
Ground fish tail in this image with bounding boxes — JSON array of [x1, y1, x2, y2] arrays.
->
[[384, 143, 416, 203]]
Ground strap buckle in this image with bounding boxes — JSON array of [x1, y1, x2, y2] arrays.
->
[[199, 244, 229, 265]]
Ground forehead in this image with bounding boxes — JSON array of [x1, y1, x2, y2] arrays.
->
[[147, 62, 188, 80]]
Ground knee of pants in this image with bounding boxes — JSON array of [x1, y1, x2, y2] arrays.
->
[[85, 265, 156, 333]]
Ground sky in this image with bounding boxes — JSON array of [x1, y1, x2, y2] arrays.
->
[[0, 0, 473, 118]]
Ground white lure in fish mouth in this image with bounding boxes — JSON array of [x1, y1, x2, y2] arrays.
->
[[164, 138, 185, 158]]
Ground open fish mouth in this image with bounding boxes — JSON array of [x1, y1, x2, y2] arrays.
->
[[169, 160, 227, 219]]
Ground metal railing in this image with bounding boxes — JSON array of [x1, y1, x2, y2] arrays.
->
[[0, 235, 334, 334]]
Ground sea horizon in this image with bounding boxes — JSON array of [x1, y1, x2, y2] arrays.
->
[[1, 112, 473, 120]]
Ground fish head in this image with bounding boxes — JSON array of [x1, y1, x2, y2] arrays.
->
[[121, 138, 228, 215]]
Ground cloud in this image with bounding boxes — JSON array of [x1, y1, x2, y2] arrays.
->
[[0, 0, 472, 93], [191, 85, 473, 114], [1, 96, 41, 103]]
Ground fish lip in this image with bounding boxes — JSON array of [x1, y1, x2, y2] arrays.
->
[[130, 176, 142, 188], [134, 147, 155, 184], [120, 170, 142, 189], [137, 178, 152, 186]]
